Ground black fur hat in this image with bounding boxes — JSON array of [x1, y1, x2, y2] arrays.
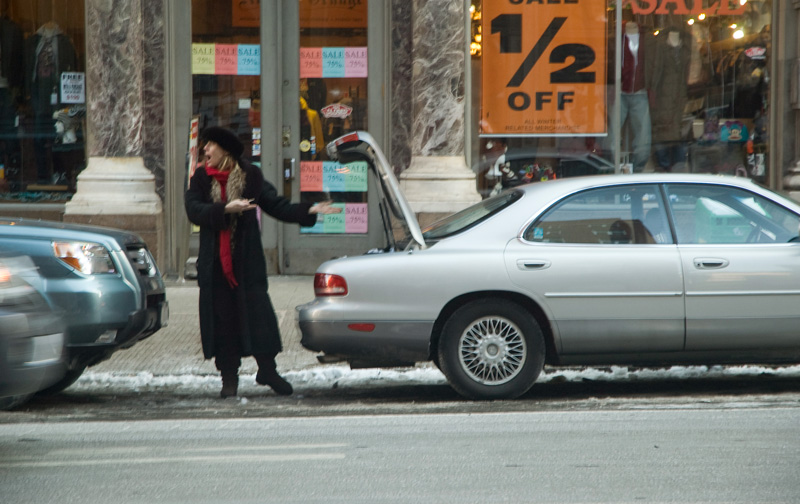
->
[[201, 126, 244, 160]]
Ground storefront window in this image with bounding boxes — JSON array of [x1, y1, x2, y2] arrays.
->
[[471, 0, 772, 198], [191, 0, 261, 163], [0, 0, 86, 201], [298, 0, 369, 234]]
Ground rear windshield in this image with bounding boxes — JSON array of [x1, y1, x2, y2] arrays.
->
[[422, 190, 523, 240]]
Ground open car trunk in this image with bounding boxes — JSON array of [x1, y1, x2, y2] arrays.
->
[[325, 131, 426, 252]]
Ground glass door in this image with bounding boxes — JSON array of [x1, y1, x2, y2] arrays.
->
[[280, 0, 386, 274], [296, 0, 369, 234], [191, 0, 262, 164]]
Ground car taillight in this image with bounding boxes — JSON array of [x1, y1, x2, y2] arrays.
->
[[314, 273, 348, 296], [335, 132, 360, 146]]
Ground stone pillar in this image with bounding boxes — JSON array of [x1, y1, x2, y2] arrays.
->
[[399, 0, 480, 227], [64, 0, 164, 265], [785, 1, 800, 202]]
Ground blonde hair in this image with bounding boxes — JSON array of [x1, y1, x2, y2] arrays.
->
[[219, 154, 236, 172]]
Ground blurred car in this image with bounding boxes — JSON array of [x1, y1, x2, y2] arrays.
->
[[0, 219, 168, 393], [298, 131, 800, 400], [0, 252, 65, 409], [475, 146, 616, 198]]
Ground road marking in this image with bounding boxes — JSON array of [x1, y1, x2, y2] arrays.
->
[[186, 443, 348, 452], [46, 443, 347, 457], [0, 452, 345, 469]]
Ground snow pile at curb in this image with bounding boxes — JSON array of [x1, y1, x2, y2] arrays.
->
[[74, 364, 800, 392]]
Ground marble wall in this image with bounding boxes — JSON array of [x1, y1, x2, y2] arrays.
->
[[391, 0, 467, 172], [409, 0, 466, 158], [85, 0, 166, 198], [390, 0, 413, 173], [143, 2, 166, 198]]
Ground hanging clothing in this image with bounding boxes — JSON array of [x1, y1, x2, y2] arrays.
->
[[300, 96, 324, 157], [648, 30, 692, 144], [24, 25, 77, 181], [24, 25, 77, 108], [621, 23, 647, 94]]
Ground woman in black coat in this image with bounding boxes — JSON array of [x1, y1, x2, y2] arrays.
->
[[185, 127, 340, 398]]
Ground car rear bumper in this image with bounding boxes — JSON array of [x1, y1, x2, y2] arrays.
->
[[298, 317, 432, 366]]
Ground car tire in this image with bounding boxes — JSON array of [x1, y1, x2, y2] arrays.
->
[[36, 366, 86, 395], [437, 299, 545, 400]]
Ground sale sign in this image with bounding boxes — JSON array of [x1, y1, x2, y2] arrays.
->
[[481, 0, 607, 136], [300, 47, 368, 79]]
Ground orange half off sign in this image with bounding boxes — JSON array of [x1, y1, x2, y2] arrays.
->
[[481, 0, 607, 137]]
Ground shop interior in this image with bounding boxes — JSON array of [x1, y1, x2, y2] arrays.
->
[[470, 0, 772, 199], [0, 0, 85, 199]]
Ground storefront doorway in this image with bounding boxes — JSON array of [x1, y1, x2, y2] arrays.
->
[[190, 1, 388, 275]]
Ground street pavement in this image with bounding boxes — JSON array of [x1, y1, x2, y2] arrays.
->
[[92, 276, 320, 377]]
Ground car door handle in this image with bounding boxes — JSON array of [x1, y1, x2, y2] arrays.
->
[[517, 259, 551, 270], [693, 257, 729, 269]]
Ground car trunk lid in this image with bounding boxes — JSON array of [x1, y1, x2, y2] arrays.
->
[[326, 131, 426, 250]]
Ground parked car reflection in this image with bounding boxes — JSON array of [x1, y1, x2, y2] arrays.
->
[[0, 252, 65, 409], [474, 146, 616, 198]]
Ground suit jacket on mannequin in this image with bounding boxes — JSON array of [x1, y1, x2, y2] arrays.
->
[[648, 30, 692, 143], [24, 24, 77, 113], [621, 22, 647, 94]]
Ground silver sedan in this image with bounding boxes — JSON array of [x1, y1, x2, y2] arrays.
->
[[298, 132, 800, 400]]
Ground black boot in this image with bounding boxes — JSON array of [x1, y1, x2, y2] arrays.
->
[[220, 372, 239, 398], [255, 355, 293, 396]]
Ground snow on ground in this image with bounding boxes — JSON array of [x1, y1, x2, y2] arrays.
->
[[74, 364, 800, 394]]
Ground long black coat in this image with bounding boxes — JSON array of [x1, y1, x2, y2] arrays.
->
[[185, 160, 316, 359]]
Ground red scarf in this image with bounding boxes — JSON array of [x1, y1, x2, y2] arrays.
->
[[205, 166, 238, 289]]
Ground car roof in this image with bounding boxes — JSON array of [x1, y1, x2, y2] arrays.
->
[[517, 172, 774, 198], [432, 173, 800, 247]]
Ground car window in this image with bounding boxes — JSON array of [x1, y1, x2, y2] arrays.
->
[[664, 184, 800, 244], [422, 190, 523, 240], [525, 184, 671, 244]]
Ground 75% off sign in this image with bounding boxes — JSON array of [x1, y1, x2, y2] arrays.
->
[[481, 0, 607, 136]]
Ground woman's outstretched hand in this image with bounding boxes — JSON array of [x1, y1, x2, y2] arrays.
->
[[224, 198, 257, 214], [309, 201, 343, 215]]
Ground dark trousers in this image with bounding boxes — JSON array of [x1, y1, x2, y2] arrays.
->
[[212, 279, 277, 375]]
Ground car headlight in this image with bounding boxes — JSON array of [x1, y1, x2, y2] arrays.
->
[[52, 241, 116, 275]]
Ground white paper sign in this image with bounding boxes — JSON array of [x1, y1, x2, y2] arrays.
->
[[60, 72, 86, 104]]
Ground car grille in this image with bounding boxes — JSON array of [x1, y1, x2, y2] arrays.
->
[[126, 245, 158, 277]]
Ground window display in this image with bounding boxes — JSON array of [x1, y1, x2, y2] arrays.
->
[[298, 0, 369, 235], [191, 0, 261, 164], [0, 0, 85, 199], [471, 0, 773, 198]]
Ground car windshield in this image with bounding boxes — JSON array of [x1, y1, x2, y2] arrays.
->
[[422, 190, 523, 240]]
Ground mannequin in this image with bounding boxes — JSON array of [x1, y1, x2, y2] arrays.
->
[[619, 20, 651, 172], [24, 22, 77, 184], [648, 28, 691, 171], [667, 30, 680, 48], [625, 21, 640, 66]]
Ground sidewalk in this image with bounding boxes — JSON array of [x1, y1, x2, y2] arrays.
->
[[91, 276, 319, 376]]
